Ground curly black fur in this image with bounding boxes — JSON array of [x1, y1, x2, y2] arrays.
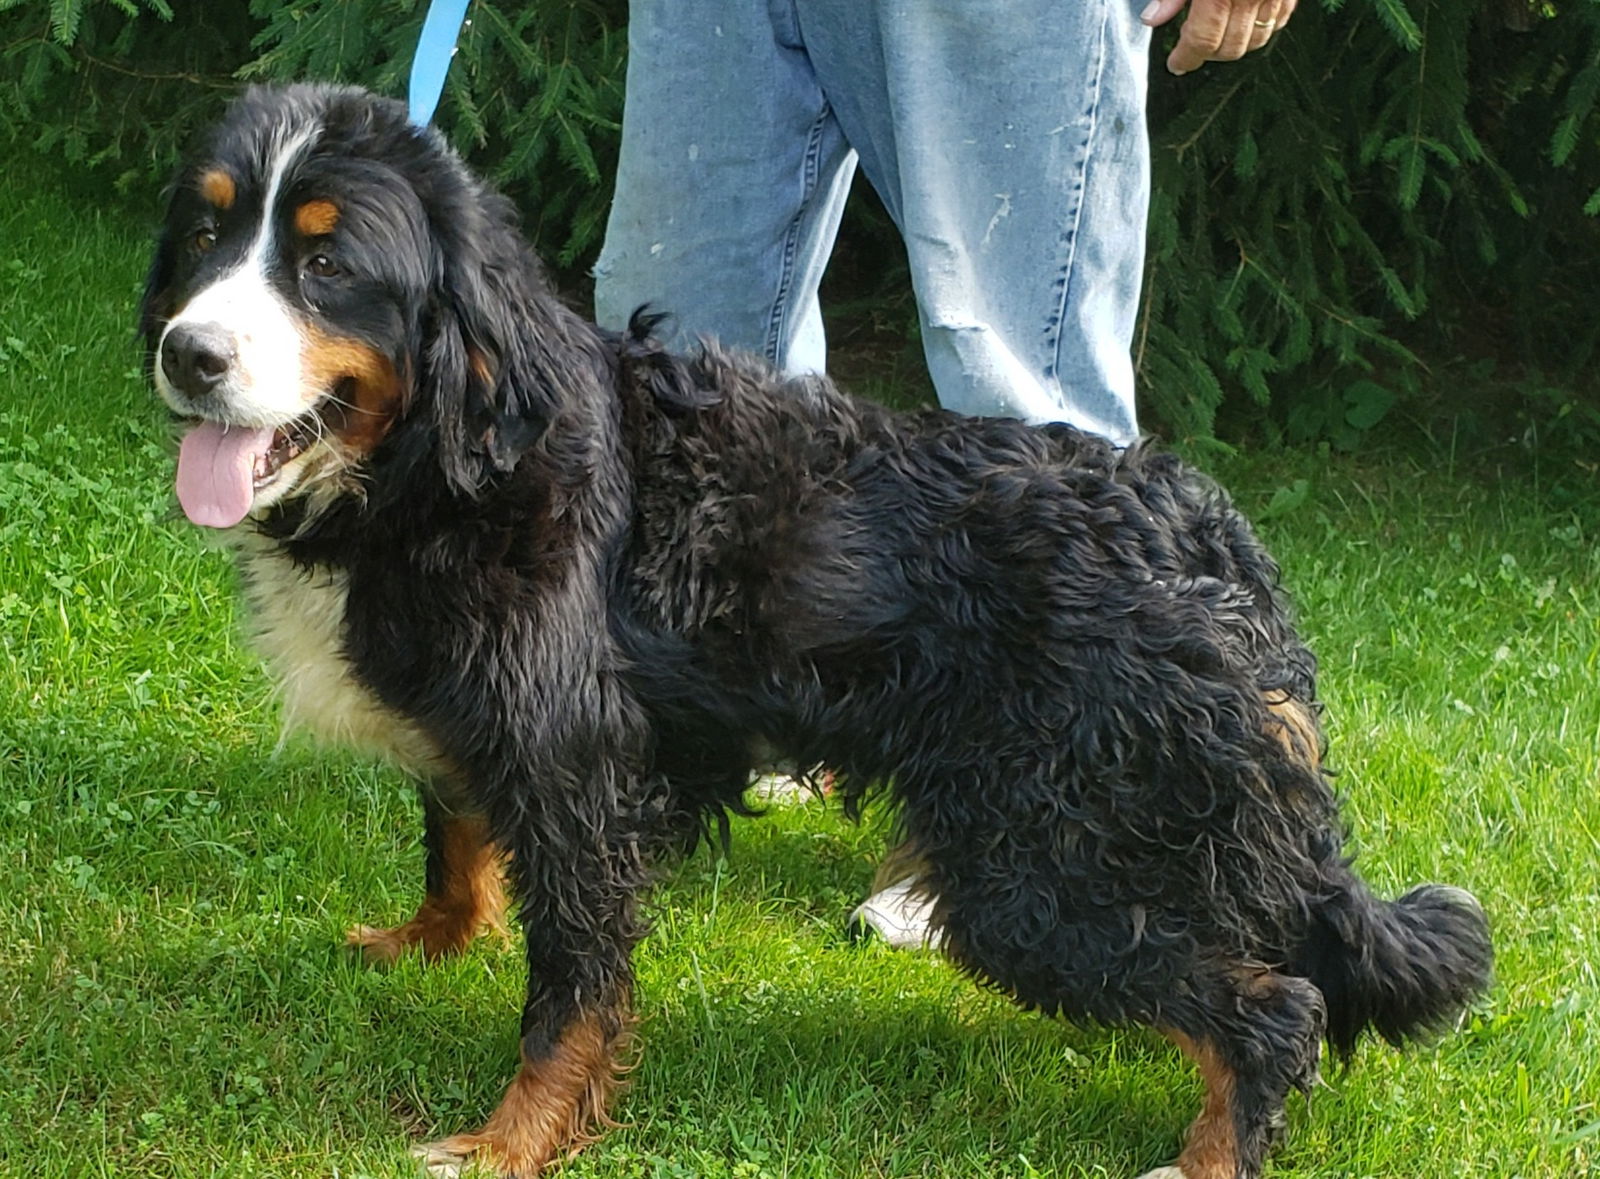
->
[[141, 84, 1492, 1178]]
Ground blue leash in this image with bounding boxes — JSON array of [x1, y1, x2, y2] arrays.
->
[[408, 0, 472, 126]]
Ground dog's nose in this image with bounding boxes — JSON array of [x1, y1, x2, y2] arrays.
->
[[160, 323, 236, 400]]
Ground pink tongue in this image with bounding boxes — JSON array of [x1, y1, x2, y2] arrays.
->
[[176, 421, 277, 528]]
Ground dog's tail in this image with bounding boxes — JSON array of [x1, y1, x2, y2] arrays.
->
[[1294, 870, 1492, 1057]]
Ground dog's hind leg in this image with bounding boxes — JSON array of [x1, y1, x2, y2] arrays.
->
[[1138, 968, 1326, 1179], [346, 792, 508, 965]]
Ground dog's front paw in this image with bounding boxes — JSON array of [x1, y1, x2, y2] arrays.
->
[[1133, 1168, 1189, 1179], [412, 1136, 473, 1177], [345, 922, 413, 966], [413, 1133, 528, 1178]]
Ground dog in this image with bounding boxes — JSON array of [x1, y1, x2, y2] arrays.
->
[[139, 84, 1492, 1179]]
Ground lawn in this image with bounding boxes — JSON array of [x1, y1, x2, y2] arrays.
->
[[1, 158, 1597, 1179]]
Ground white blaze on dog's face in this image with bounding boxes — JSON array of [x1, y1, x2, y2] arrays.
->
[[154, 128, 325, 527], [144, 106, 419, 530], [156, 128, 315, 427]]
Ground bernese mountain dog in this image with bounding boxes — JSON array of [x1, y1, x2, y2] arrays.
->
[[139, 84, 1491, 1179]]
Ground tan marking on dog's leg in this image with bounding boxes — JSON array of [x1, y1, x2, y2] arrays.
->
[[1161, 1030, 1239, 1179], [1264, 691, 1321, 768], [416, 1009, 632, 1177], [347, 814, 508, 965]]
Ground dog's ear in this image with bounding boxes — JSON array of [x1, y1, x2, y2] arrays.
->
[[418, 223, 572, 495]]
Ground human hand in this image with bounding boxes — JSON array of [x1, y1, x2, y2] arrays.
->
[[1141, 0, 1296, 76]]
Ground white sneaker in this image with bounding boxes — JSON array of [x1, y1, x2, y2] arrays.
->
[[747, 765, 832, 804], [748, 773, 817, 804], [848, 876, 944, 950]]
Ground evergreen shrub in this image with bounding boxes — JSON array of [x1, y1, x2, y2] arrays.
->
[[2, 0, 1595, 439]]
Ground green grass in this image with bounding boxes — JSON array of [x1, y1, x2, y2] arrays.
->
[[2, 158, 1598, 1179]]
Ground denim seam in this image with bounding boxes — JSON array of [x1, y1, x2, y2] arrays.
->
[[764, 101, 831, 365], [1045, 0, 1110, 384]]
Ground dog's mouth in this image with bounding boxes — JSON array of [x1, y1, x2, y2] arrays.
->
[[251, 411, 322, 486], [174, 399, 329, 530]]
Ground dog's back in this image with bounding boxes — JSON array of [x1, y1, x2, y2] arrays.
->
[[617, 331, 1313, 771], [617, 335, 1330, 887]]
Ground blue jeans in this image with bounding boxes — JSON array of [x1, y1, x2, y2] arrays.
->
[[594, 0, 1149, 444]]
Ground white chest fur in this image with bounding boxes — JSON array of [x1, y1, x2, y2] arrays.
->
[[239, 543, 451, 780]]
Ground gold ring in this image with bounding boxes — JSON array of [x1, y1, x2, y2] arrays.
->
[[1254, 18, 1275, 27]]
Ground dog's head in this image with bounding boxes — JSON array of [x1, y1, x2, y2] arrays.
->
[[141, 83, 573, 530]]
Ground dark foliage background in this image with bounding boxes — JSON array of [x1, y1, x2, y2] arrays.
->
[[3, 0, 1596, 442]]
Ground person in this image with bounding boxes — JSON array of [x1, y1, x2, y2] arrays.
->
[[593, 0, 1294, 945]]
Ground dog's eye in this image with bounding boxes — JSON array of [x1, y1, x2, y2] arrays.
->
[[304, 254, 341, 279], [193, 227, 217, 253]]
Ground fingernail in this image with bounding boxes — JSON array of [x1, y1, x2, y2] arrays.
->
[[1140, 1, 1160, 22]]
